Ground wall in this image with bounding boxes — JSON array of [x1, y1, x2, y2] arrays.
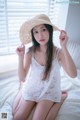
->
[[65, 3, 80, 42], [65, 2, 80, 79], [53, 2, 69, 47]]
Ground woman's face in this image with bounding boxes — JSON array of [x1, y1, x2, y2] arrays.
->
[[32, 24, 49, 45]]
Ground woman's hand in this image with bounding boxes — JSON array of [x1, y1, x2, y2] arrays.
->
[[16, 44, 25, 57], [19, 81, 25, 90], [59, 30, 68, 48]]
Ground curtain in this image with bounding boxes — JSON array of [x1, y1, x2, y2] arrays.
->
[[0, 0, 59, 55]]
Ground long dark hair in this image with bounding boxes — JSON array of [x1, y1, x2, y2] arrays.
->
[[31, 24, 54, 80]]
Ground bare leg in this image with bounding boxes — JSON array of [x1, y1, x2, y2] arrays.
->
[[12, 82, 25, 114], [12, 89, 22, 115], [46, 91, 68, 120], [12, 90, 36, 120], [32, 100, 54, 120]]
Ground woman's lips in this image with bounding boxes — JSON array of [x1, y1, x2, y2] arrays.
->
[[39, 39, 45, 42]]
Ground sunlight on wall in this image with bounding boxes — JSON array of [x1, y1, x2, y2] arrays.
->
[[53, 1, 69, 47]]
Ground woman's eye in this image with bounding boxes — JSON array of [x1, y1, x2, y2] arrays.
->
[[42, 28, 46, 31], [33, 31, 38, 34]]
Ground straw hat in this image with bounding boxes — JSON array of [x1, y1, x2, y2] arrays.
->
[[20, 14, 60, 44]]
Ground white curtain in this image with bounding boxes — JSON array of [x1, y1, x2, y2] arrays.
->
[[0, 0, 60, 55]]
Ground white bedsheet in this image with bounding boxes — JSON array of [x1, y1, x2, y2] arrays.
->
[[0, 74, 80, 120]]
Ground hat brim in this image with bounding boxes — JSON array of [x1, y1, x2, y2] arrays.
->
[[20, 19, 60, 44]]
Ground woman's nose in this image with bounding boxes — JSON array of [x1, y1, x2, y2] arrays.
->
[[38, 32, 43, 39]]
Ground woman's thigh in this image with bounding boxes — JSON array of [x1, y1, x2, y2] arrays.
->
[[12, 89, 22, 114], [32, 100, 54, 120], [12, 91, 36, 120]]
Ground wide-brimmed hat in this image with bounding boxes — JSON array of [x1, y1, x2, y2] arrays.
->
[[20, 14, 60, 44]]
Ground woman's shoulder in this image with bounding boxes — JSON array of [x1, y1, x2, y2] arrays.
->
[[53, 46, 61, 61], [54, 46, 61, 51], [53, 46, 61, 55], [25, 46, 33, 59]]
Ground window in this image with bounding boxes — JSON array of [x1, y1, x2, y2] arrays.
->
[[0, 0, 60, 55]]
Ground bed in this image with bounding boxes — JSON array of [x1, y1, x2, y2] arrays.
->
[[0, 41, 80, 120]]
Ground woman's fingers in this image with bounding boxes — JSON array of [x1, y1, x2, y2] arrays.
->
[[16, 44, 25, 55], [59, 30, 68, 41]]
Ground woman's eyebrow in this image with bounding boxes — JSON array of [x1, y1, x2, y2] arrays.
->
[[41, 26, 46, 29], [33, 28, 37, 32], [33, 26, 46, 31]]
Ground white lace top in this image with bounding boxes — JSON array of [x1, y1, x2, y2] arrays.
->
[[22, 48, 61, 102]]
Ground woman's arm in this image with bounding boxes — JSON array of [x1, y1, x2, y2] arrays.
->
[[58, 30, 77, 78], [16, 45, 32, 82]]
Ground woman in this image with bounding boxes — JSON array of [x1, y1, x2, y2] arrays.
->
[[12, 14, 77, 120]]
